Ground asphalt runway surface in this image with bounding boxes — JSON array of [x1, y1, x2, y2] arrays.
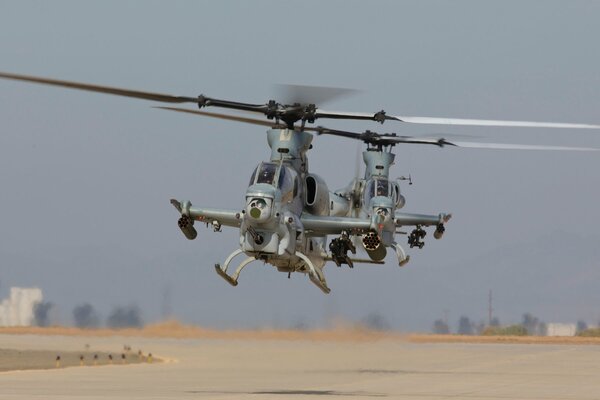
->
[[1, 334, 599, 399]]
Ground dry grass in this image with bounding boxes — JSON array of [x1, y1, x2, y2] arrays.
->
[[2, 323, 600, 345], [408, 333, 600, 345], [0, 321, 406, 342]]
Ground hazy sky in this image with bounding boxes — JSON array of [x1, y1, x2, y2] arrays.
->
[[1, 1, 599, 331]]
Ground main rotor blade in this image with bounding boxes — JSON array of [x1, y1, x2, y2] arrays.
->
[[448, 141, 600, 151], [385, 136, 599, 150], [315, 126, 600, 150], [314, 110, 387, 122], [389, 115, 600, 129], [311, 126, 363, 139], [314, 126, 445, 146], [384, 136, 599, 150], [154, 106, 283, 128], [314, 109, 600, 129], [4, 71, 599, 130], [0, 71, 199, 103]]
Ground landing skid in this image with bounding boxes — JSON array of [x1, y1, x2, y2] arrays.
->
[[213, 248, 331, 294], [325, 257, 385, 265], [214, 264, 238, 286]]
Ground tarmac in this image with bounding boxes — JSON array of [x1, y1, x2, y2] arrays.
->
[[1, 333, 599, 399]]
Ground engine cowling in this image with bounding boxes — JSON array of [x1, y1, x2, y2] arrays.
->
[[329, 192, 351, 216], [304, 174, 330, 215]]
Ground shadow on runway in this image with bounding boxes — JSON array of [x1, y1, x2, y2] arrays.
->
[[186, 389, 387, 397]]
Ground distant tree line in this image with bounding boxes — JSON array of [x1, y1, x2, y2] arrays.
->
[[432, 313, 555, 336], [33, 302, 55, 327], [360, 312, 391, 331], [73, 303, 143, 329], [32, 303, 144, 329], [105, 305, 143, 328], [73, 303, 100, 328]]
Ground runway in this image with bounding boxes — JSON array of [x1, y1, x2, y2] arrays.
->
[[1, 334, 599, 399]]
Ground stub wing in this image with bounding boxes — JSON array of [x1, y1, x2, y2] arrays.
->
[[189, 207, 241, 228], [171, 199, 241, 228], [301, 212, 451, 235], [301, 214, 371, 236], [394, 212, 451, 227]]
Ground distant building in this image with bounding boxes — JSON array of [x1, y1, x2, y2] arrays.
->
[[546, 323, 577, 337], [0, 287, 43, 326]]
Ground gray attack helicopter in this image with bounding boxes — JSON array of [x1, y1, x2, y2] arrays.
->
[[1, 71, 599, 293]]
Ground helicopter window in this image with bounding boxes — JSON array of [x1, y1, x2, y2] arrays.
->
[[255, 162, 278, 185], [393, 183, 400, 204], [375, 179, 389, 197], [279, 166, 297, 203], [364, 178, 393, 204], [250, 163, 296, 202]]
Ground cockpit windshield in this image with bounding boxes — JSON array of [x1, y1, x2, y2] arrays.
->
[[364, 177, 395, 204], [248, 162, 299, 203], [257, 162, 278, 184], [249, 162, 278, 185], [375, 179, 389, 197]]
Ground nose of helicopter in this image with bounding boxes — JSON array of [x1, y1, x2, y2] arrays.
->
[[375, 206, 393, 230], [369, 196, 395, 233], [376, 206, 392, 220], [248, 198, 267, 219], [245, 184, 277, 223]]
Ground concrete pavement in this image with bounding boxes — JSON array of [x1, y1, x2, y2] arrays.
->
[[1, 334, 599, 399]]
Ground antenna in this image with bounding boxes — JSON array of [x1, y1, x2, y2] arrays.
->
[[398, 175, 413, 185]]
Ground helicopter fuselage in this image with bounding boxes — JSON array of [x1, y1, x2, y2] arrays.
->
[[225, 129, 334, 292], [175, 129, 449, 293]]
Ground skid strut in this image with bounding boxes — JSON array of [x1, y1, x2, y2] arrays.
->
[[392, 241, 410, 267], [214, 249, 255, 287], [295, 251, 330, 294]]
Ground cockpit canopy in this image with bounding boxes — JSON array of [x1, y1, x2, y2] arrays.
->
[[364, 177, 402, 207], [249, 162, 299, 202]]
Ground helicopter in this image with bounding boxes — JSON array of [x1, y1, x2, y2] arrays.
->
[[306, 126, 600, 268], [159, 107, 599, 293], [1, 71, 599, 293]]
